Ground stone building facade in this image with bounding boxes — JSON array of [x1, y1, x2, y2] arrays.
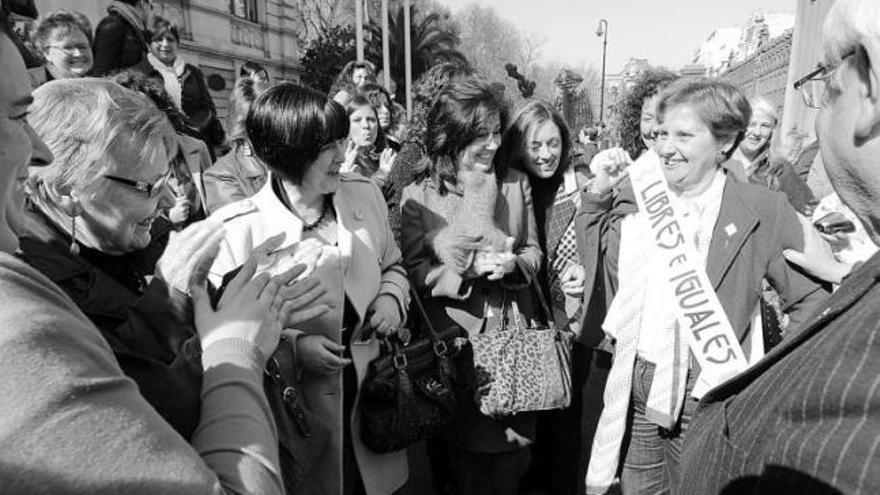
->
[[720, 31, 793, 111], [34, 0, 306, 120]]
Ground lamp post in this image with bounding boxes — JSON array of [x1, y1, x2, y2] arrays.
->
[[596, 19, 608, 124]]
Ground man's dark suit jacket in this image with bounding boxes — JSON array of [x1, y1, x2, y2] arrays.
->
[[680, 250, 880, 494]]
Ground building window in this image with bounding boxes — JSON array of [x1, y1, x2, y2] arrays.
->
[[230, 0, 258, 22]]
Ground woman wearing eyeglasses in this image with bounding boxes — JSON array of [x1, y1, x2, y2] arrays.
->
[[17, 78, 208, 438], [17, 78, 326, 449], [29, 10, 93, 87]]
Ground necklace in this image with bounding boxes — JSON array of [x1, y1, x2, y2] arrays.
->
[[302, 195, 333, 232]]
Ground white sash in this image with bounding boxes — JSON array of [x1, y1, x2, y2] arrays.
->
[[628, 158, 748, 397]]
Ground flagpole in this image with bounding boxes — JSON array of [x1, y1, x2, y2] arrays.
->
[[403, 0, 412, 119], [355, 0, 365, 62], [382, 0, 391, 90]]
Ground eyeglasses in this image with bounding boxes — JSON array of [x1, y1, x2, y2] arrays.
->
[[46, 43, 90, 55], [793, 50, 856, 109], [103, 171, 172, 199]]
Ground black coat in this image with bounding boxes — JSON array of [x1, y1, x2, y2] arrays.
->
[[16, 206, 202, 440], [91, 11, 148, 76], [136, 60, 225, 148]]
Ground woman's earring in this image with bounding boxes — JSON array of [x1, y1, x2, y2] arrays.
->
[[69, 214, 80, 256], [716, 151, 726, 165]]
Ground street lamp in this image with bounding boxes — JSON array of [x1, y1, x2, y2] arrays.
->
[[596, 19, 608, 124]]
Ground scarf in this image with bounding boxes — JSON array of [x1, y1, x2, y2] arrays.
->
[[147, 52, 187, 110]]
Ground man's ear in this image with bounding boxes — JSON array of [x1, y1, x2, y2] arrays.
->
[[856, 41, 880, 139]]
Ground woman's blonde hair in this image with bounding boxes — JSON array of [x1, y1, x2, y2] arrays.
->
[[28, 78, 177, 197]]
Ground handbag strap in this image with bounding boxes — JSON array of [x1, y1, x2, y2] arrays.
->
[[513, 257, 557, 330], [405, 285, 451, 357]]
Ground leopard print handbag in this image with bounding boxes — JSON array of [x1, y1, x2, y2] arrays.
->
[[471, 271, 574, 418]]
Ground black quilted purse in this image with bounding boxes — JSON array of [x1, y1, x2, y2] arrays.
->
[[359, 287, 476, 454]]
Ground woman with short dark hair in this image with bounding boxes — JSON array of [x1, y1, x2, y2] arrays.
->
[[209, 82, 410, 495], [583, 78, 828, 495], [401, 78, 542, 495]]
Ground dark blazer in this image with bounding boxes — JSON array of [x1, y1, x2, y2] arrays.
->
[[400, 168, 542, 452], [135, 61, 223, 146], [680, 251, 880, 495], [91, 11, 148, 76], [577, 172, 828, 356]]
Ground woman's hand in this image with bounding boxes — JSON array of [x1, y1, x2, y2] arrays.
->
[[340, 140, 359, 174], [192, 251, 284, 360], [296, 334, 351, 374], [365, 294, 402, 338], [278, 271, 334, 327], [378, 148, 397, 174], [471, 237, 516, 280], [167, 195, 191, 225], [589, 147, 632, 195], [560, 264, 586, 297], [783, 213, 852, 284], [155, 220, 225, 294]]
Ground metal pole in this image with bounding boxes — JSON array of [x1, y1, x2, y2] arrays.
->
[[597, 19, 608, 124], [403, 0, 412, 119], [382, 0, 391, 91], [355, 0, 364, 62]]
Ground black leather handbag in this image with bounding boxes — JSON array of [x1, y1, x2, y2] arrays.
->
[[359, 287, 476, 454]]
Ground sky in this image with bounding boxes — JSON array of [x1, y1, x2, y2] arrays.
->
[[436, 0, 797, 72]]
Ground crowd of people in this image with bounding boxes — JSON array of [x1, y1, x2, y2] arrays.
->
[[2, 0, 880, 494]]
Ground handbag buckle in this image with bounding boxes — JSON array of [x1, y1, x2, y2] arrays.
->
[[283, 386, 313, 437], [433, 340, 448, 356], [393, 353, 408, 370]]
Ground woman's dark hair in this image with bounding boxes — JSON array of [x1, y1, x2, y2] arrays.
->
[[247, 83, 348, 184], [407, 62, 474, 147], [358, 81, 394, 125], [226, 75, 268, 145], [148, 16, 179, 43], [657, 77, 751, 160], [111, 69, 196, 137], [423, 77, 507, 193], [346, 94, 386, 152], [240, 60, 267, 79], [496, 100, 571, 228], [330, 60, 376, 96], [616, 67, 678, 158]]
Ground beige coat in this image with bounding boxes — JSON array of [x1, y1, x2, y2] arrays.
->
[[208, 172, 409, 495]]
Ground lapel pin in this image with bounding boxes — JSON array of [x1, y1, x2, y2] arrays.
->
[[354, 210, 364, 221], [725, 223, 737, 237]]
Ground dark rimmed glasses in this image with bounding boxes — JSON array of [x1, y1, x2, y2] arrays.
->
[[793, 49, 856, 109], [103, 171, 172, 199]]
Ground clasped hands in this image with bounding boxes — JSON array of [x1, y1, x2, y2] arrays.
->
[[468, 237, 517, 281]]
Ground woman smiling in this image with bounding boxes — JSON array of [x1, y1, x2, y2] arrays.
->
[[582, 78, 828, 495]]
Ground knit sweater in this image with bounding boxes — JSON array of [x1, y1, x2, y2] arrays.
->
[[0, 252, 283, 494]]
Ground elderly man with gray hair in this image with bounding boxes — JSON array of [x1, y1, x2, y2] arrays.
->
[[679, 0, 880, 493]]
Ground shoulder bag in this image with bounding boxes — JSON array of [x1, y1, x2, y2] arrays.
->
[[359, 286, 476, 453], [470, 260, 574, 417]]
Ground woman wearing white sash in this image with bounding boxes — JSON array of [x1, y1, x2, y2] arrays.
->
[[581, 78, 829, 495]]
